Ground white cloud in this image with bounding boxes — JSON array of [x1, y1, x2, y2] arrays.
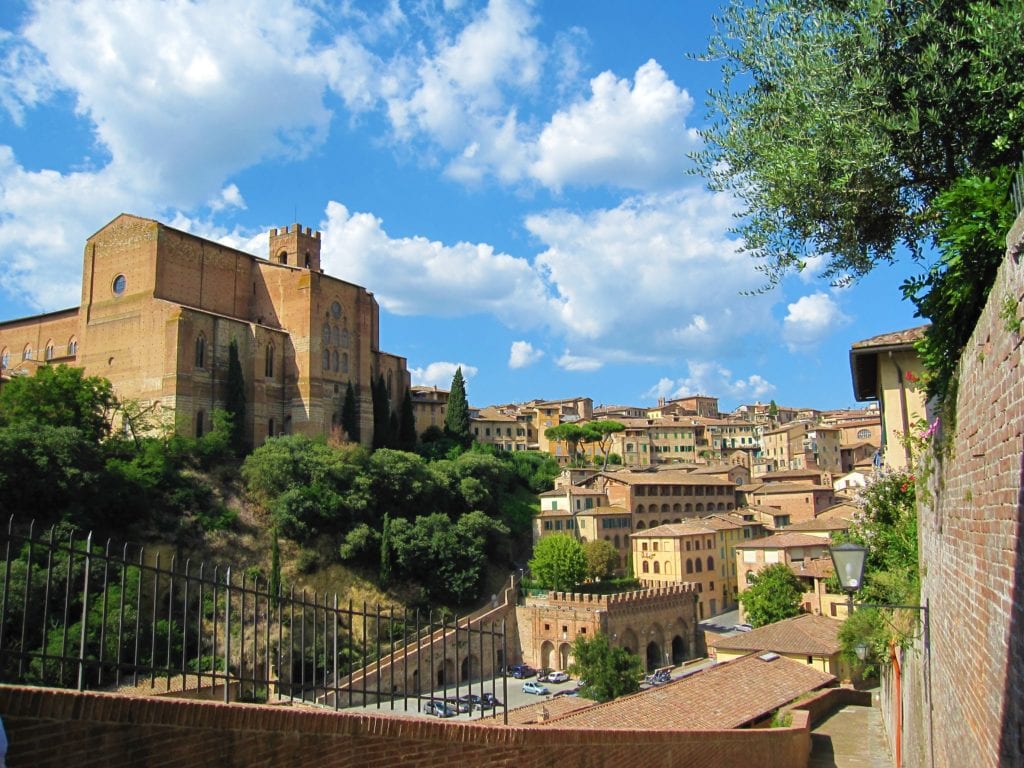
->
[[320, 201, 550, 325], [409, 361, 479, 390], [508, 340, 543, 369], [208, 184, 246, 212], [556, 351, 603, 372], [0, 0, 331, 311], [645, 362, 776, 403], [782, 292, 851, 351], [526, 188, 774, 361], [530, 60, 699, 191]]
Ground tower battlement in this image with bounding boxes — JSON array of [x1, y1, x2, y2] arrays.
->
[[268, 223, 322, 271]]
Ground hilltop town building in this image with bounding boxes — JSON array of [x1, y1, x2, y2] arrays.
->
[[0, 214, 410, 447]]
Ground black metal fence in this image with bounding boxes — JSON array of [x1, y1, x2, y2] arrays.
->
[[0, 518, 508, 721], [1013, 151, 1024, 217]]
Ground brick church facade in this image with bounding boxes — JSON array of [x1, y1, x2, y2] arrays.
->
[[0, 213, 410, 447]]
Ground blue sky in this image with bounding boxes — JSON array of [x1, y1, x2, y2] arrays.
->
[[0, 0, 923, 412]]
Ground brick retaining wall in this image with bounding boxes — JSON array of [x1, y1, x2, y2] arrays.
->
[[905, 211, 1024, 767], [0, 685, 812, 768]]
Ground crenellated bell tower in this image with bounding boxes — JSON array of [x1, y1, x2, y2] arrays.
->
[[268, 223, 321, 272]]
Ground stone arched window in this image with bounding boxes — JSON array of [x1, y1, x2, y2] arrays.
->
[[653, 561, 661, 574], [195, 335, 205, 368], [68, 338, 78, 356], [0, 348, 7, 369], [684, 503, 692, 513], [642, 560, 650, 574], [686, 559, 693, 574], [613, 534, 620, 548], [695, 558, 703, 573], [265, 344, 275, 377], [342, 352, 349, 373], [707, 556, 715, 571], [322, 323, 331, 344], [277, 249, 288, 265], [332, 350, 339, 372], [636, 504, 645, 514], [44, 340, 54, 360], [695, 503, 704, 512], [332, 325, 340, 346], [322, 350, 330, 370], [23, 344, 32, 361], [665, 561, 673, 575], [635, 521, 646, 530]]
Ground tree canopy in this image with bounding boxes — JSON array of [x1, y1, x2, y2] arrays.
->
[[568, 632, 643, 703], [738, 562, 804, 627], [583, 539, 619, 581], [697, 0, 1024, 287], [0, 364, 116, 443], [528, 534, 587, 591]]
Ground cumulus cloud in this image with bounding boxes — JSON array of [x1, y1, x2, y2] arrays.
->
[[645, 362, 776, 403], [0, 0, 331, 310], [409, 361, 479, 389], [530, 59, 699, 191], [508, 340, 543, 369], [208, 184, 246, 212], [526, 188, 774, 360], [782, 292, 851, 351], [319, 201, 550, 325]]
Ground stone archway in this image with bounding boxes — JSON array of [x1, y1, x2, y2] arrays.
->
[[461, 654, 479, 682], [540, 640, 555, 670], [620, 628, 639, 655], [558, 642, 572, 670], [646, 641, 662, 672], [437, 658, 455, 687], [672, 635, 687, 665]]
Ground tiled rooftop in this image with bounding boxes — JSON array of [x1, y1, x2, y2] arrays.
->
[[739, 532, 833, 549], [540, 653, 834, 730], [709, 614, 842, 656]]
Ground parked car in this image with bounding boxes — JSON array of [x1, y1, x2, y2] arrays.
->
[[446, 697, 471, 713], [480, 692, 502, 708], [509, 664, 536, 679], [734, 623, 753, 632], [421, 700, 456, 717], [459, 693, 483, 710], [547, 670, 570, 684], [536, 667, 553, 682], [644, 669, 672, 685], [522, 681, 550, 695]]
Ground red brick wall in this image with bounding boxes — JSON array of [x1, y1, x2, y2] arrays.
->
[[0, 685, 812, 768], [906, 213, 1024, 767]]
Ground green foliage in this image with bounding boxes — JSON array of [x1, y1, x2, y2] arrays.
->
[[835, 469, 921, 668], [371, 374, 392, 449], [901, 166, 1017, 402], [0, 364, 116, 443], [507, 450, 561, 493], [380, 512, 393, 585], [697, 0, 1024, 288], [583, 539, 619, 580], [529, 534, 587, 591], [342, 381, 359, 443], [225, 339, 246, 453], [444, 367, 471, 441], [338, 523, 381, 564], [738, 563, 803, 627], [568, 632, 643, 703]]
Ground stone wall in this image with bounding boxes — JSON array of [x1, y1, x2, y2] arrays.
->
[[899, 211, 1024, 766]]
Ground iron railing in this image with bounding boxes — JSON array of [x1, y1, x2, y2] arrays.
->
[[0, 518, 508, 721], [1013, 151, 1024, 217]]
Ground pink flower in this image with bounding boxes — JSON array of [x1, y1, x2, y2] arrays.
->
[[919, 418, 940, 440]]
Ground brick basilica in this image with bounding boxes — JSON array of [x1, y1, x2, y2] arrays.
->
[[0, 213, 410, 447]]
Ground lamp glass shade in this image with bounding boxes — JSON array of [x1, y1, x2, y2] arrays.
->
[[855, 643, 869, 661], [830, 543, 868, 593]]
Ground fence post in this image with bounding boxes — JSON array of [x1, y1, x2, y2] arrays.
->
[[224, 566, 231, 704], [77, 531, 93, 691]]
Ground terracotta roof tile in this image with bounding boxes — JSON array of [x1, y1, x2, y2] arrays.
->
[[709, 614, 842, 656], [739, 532, 832, 549], [540, 653, 834, 730]]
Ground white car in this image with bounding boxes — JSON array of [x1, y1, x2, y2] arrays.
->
[[547, 670, 570, 684], [522, 681, 550, 695]]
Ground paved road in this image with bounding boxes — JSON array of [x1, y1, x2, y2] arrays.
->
[[809, 695, 892, 768]]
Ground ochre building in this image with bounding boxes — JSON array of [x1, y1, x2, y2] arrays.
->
[[0, 214, 410, 447]]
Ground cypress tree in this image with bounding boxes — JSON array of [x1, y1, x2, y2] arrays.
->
[[225, 338, 246, 452], [444, 366, 470, 441], [398, 388, 417, 450], [342, 381, 359, 442], [371, 373, 390, 449]]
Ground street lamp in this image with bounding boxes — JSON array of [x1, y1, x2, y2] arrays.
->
[[829, 542, 868, 616], [854, 642, 869, 662]]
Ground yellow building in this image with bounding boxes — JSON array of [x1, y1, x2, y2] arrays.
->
[[708, 614, 846, 679], [0, 214, 410, 447], [632, 521, 724, 619], [410, 385, 448, 438], [849, 325, 929, 470]]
